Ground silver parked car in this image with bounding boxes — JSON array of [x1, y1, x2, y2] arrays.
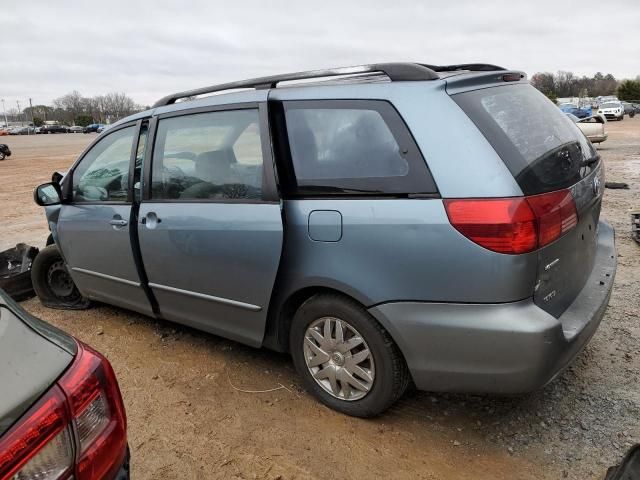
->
[[567, 113, 608, 144], [32, 63, 616, 417]]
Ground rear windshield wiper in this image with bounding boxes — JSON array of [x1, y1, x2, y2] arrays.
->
[[581, 154, 600, 167], [297, 185, 385, 195]]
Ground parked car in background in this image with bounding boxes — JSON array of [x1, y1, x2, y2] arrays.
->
[[41, 124, 69, 134], [0, 128, 9, 136], [83, 123, 104, 133], [559, 103, 592, 118], [598, 101, 625, 121], [566, 113, 608, 144], [0, 289, 129, 479], [9, 126, 35, 135], [68, 125, 84, 133], [96, 124, 111, 133], [597, 95, 619, 104], [33, 63, 616, 417], [621, 102, 636, 118]]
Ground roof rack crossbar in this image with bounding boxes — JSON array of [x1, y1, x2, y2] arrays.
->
[[420, 63, 507, 72], [152, 63, 440, 107]]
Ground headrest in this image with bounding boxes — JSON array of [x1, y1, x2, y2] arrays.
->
[[194, 150, 232, 183]]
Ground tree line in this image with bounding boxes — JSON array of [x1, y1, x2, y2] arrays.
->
[[5, 91, 148, 127], [531, 71, 640, 102]]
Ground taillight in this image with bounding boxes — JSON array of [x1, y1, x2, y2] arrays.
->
[[0, 342, 127, 480], [0, 387, 73, 480], [58, 343, 127, 480], [526, 190, 577, 246], [444, 188, 578, 254]]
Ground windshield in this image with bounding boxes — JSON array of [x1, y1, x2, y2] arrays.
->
[[601, 103, 620, 109], [453, 84, 599, 195]]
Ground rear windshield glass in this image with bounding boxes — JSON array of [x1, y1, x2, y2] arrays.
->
[[453, 84, 599, 195]]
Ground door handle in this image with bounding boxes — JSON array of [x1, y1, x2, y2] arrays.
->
[[109, 219, 128, 227], [141, 212, 161, 229]]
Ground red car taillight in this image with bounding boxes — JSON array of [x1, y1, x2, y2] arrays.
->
[[444, 189, 578, 254], [0, 387, 73, 480], [0, 342, 127, 480]]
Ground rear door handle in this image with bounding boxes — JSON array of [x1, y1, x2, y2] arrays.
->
[[109, 219, 128, 227], [141, 212, 161, 229]]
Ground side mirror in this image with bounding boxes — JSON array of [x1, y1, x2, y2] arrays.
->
[[33, 182, 62, 206]]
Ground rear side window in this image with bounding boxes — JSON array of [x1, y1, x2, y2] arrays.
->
[[151, 109, 263, 201], [280, 100, 436, 195], [453, 84, 599, 195]]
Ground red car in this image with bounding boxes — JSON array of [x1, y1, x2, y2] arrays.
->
[[0, 290, 129, 479]]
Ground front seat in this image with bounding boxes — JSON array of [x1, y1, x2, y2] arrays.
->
[[180, 150, 233, 199]]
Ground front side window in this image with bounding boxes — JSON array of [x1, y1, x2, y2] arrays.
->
[[282, 100, 434, 195], [151, 109, 263, 200], [72, 126, 135, 202]]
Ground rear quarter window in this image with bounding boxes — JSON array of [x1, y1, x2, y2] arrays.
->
[[453, 84, 599, 195], [279, 100, 437, 196]]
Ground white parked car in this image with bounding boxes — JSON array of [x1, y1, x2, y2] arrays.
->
[[567, 113, 608, 144], [598, 102, 624, 121]]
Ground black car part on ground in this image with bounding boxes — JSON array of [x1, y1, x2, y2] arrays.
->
[[0, 144, 11, 160], [0, 244, 39, 300], [632, 210, 640, 245], [605, 444, 640, 479], [605, 182, 630, 189]]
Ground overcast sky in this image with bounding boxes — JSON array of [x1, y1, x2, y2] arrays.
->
[[1, 0, 638, 109]]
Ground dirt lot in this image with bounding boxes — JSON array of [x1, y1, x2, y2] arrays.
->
[[1, 121, 639, 479]]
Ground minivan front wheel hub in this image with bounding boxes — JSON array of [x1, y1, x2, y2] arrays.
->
[[303, 317, 375, 401], [47, 260, 75, 298]]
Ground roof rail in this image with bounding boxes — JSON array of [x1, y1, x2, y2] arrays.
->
[[421, 63, 506, 72], [152, 63, 440, 107]]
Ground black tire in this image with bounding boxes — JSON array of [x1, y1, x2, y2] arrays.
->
[[290, 293, 410, 417], [31, 245, 90, 309]]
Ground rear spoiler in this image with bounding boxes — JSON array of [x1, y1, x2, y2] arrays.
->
[[444, 70, 527, 95]]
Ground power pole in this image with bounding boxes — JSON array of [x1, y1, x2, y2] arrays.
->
[[1, 99, 7, 127], [29, 98, 35, 134], [16, 100, 22, 126]]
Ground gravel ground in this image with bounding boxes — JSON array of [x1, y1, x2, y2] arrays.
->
[[1, 118, 639, 479]]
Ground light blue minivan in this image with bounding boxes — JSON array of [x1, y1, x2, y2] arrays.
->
[[33, 63, 616, 416]]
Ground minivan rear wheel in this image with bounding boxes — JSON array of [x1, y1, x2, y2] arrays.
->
[[290, 293, 409, 417], [31, 245, 90, 309]]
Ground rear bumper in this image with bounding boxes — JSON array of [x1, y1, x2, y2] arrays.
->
[[368, 221, 616, 393], [587, 133, 608, 143]]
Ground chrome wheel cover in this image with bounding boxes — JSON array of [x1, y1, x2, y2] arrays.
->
[[303, 317, 375, 401]]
